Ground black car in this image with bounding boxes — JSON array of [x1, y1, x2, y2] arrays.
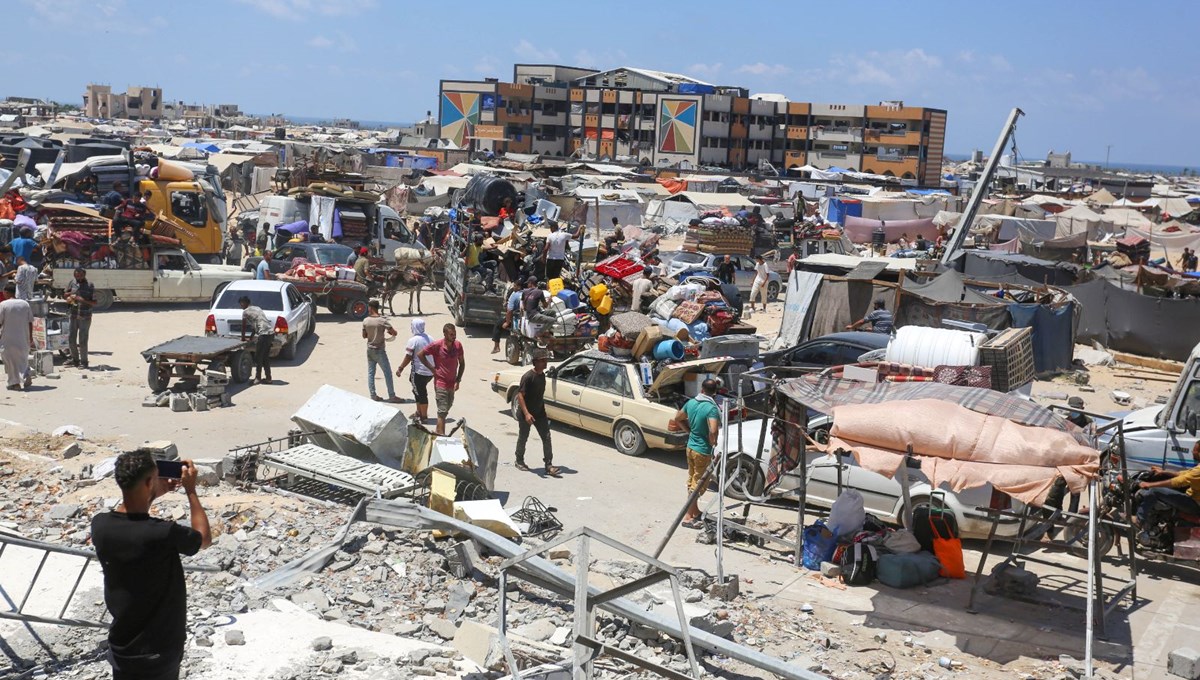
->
[[760, 331, 890, 377], [244, 243, 356, 275]]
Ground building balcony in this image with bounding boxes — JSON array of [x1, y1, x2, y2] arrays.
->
[[810, 127, 862, 143], [533, 111, 567, 126], [865, 128, 923, 145], [785, 126, 808, 140], [784, 150, 807, 167]]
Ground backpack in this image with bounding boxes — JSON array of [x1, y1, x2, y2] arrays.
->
[[838, 541, 878, 586]]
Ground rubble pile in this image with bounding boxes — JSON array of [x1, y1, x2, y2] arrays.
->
[[0, 431, 1127, 680], [142, 370, 233, 412]]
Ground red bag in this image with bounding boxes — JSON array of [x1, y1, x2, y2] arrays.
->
[[929, 514, 966, 579]]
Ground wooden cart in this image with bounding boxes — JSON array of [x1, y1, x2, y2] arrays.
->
[[142, 336, 253, 392]]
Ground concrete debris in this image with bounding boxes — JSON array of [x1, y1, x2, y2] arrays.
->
[[224, 629, 246, 646], [1170, 647, 1200, 679]]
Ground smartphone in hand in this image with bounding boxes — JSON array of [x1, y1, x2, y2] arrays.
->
[[156, 459, 185, 479]]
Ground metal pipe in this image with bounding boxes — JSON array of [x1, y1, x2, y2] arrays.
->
[[1085, 478, 1098, 678], [716, 399, 729, 584]]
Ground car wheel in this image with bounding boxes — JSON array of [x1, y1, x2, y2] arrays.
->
[[306, 313, 316, 337], [505, 336, 522, 366], [147, 362, 170, 392], [509, 393, 522, 421], [723, 454, 766, 502], [612, 420, 647, 457], [230, 350, 253, 383], [347, 298, 369, 320], [767, 281, 781, 302], [280, 333, 298, 361], [327, 298, 348, 315], [452, 303, 466, 327]]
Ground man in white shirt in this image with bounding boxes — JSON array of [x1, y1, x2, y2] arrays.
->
[[749, 255, 770, 312], [12, 256, 38, 301], [0, 282, 34, 390], [630, 268, 657, 313], [542, 221, 572, 281]]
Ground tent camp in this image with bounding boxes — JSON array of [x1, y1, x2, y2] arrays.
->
[[644, 191, 755, 228], [548, 187, 644, 229]]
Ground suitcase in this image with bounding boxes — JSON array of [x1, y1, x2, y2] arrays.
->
[[912, 493, 959, 553]]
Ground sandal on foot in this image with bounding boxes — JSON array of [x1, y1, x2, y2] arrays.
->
[[545, 466, 562, 477], [515, 462, 531, 472]]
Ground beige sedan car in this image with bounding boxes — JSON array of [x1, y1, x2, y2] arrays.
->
[[491, 350, 729, 456]]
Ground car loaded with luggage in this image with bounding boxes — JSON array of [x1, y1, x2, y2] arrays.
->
[[802, 489, 967, 590]]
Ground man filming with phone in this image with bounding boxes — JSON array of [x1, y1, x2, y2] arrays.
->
[[91, 451, 211, 680]]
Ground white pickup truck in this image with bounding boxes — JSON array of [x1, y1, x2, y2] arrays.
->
[[51, 248, 252, 310], [1101, 342, 1200, 472]]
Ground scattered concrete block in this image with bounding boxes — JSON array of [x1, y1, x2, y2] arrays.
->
[[169, 394, 191, 412], [60, 442, 81, 459], [426, 617, 458, 640], [512, 618, 556, 642], [143, 394, 160, 408], [820, 561, 842, 579], [690, 613, 735, 639], [1169, 647, 1200, 679], [194, 465, 219, 487], [707, 575, 739, 601], [48, 504, 81, 521], [548, 626, 571, 646], [224, 630, 245, 646], [190, 394, 209, 412], [347, 591, 374, 607], [311, 636, 333, 652], [142, 441, 179, 460], [451, 620, 503, 669]]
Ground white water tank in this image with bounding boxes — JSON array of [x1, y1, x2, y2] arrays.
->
[[885, 326, 987, 368]]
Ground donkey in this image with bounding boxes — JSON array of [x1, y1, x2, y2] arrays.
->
[[381, 266, 425, 316]]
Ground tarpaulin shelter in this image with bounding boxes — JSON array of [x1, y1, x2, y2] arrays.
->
[[824, 197, 862, 225], [1088, 188, 1117, 205], [1054, 204, 1119, 241], [1065, 277, 1200, 361], [895, 270, 1077, 374], [1102, 208, 1153, 229], [843, 215, 936, 243], [957, 250, 1083, 287]]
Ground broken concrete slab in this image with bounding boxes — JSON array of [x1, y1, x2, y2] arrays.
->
[[512, 618, 556, 642], [1170, 647, 1200, 679]]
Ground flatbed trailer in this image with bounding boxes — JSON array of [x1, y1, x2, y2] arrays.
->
[[141, 335, 252, 391]]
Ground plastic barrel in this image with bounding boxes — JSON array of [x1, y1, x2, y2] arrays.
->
[[653, 339, 684, 361]]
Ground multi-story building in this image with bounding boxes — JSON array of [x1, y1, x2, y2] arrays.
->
[[439, 65, 947, 185], [83, 84, 163, 120]]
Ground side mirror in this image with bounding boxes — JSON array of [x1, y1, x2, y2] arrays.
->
[[546, 367, 557, 378]]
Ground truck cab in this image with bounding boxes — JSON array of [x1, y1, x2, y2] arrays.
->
[[140, 179, 225, 259], [1104, 343, 1200, 471]]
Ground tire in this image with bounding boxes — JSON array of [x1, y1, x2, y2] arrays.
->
[[327, 298, 348, 315], [1064, 519, 1116, 559], [230, 350, 252, 384], [208, 254, 223, 265], [505, 336, 522, 365], [767, 281, 781, 302], [93, 289, 115, 311], [612, 420, 647, 457], [305, 314, 316, 338], [452, 303, 466, 327], [723, 454, 767, 502], [147, 362, 170, 392], [510, 393, 522, 421], [280, 334, 298, 361], [347, 298, 369, 320]]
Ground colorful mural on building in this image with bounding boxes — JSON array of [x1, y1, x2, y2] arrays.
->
[[658, 99, 697, 154], [441, 92, 480, 148]]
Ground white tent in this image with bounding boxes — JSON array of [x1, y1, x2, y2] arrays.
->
[[1055, 204, 1119, 240], [1103, 208, 1153, 229]]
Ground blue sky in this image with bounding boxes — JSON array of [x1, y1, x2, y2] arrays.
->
[[12, 0, 1200, 166]]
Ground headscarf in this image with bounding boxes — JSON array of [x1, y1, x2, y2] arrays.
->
[[410, 318, 429, 339]]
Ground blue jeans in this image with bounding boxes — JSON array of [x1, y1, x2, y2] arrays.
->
[[366, 347, 395, 398], [1136, 487, 1200, 524]]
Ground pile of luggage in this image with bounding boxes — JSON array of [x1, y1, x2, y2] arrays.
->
[[803, 491, 966, 589]]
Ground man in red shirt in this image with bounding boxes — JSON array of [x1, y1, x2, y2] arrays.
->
[[418, 323, 465, 435]]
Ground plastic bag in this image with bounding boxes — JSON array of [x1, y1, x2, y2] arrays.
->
[[876, 552, 942, 588], [930, 516, 966, 579], [882, 529, 922, 554], [828, 489, 866, 538], [801, 520, 836, 571]]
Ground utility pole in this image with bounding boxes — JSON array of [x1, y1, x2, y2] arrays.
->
[[940, 107, 1024, 266], [1105, 144, 1112, 170]]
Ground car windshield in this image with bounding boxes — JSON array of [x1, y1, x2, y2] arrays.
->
[[673, 252, 707, 266], [215, 288, 284, 312], [314, 247, 353, 266]]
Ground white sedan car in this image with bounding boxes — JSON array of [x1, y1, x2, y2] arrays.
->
[[205, 280, 315, 360], [717, 418, 1024, 539]]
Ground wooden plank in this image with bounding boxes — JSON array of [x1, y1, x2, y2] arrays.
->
[[1112, 352, 1184, 374]]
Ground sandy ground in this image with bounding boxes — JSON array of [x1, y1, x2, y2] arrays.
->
[[0, 280, 1192, 678]]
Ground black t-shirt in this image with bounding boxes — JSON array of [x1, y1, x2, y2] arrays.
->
[[519, 370, 547, 417], [522, 288, 544, 319], [716, 261, 736, 283], [91, 512, 202, 672]]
